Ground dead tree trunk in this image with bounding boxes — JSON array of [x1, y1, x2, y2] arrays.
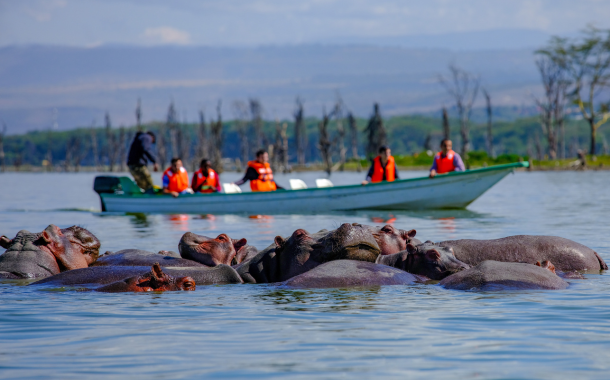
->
[[104, 112, 118, 172], [294, 97, 306, 165], [167, 101, 179, 159], [0, 122, 6, 172], [46, 129, 53, 171], [232, 101, 250, 170], [347, 112, 361, 172], [442, 107, 450, 140], [333, 100, 347, 171], [364, 103, 387, 158], [90, 120, 100, 171], [318, 109, 333, 175], [483, 89, 494, 158], [210, 100, 224, 173], [136, 98, 143, 132], [197, 110, 209, 161], [118, 127, 126, 172], [281, 122, 289, 172], [249, 99, 265, 150]]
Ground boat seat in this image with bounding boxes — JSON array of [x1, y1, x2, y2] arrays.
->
[[223, 183, 242, 194], [289, 179, 308, 190], [316, 179, 334, 188]]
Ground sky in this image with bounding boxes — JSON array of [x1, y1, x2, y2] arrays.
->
[[1, 0, 610, 47]]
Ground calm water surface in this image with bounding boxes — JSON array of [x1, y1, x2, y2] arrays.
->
[[1, 170, 609, 379]]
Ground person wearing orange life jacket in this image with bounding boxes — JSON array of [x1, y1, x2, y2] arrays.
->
[[192, 159, 222, 193], [429, 139, 465, 178], [162, 157, 193, 197], [233, 149, 284, 192], [362, 146, 399, 185]]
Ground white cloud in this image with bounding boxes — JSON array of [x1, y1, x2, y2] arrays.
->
[[143, 26, 191, 45]]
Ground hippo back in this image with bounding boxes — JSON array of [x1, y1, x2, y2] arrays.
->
[[93, 249, 205, 268]]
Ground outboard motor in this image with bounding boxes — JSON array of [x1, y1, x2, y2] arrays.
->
[[93, 176, 121, 211]]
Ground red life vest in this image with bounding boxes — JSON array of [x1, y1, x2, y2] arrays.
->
[[371, 156, 396, 183], [193, 168, 219, 193], [434, 150, 456, 174], [247, 160, 277, 192], [163, 166, 189, 193]]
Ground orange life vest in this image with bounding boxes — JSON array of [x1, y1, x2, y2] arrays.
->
[[434, 150, 456, 174], [247, 160, 277, 192], [163, 166, 189, 193], [193, 168, 219, 193], [371, 156, 396, 183]]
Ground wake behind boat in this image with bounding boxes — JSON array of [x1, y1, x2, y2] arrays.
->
[[93, 162, 528, 214]]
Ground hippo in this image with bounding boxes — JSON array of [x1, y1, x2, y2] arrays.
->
[[31, 264, 243, 287], [363, 224, 421, 255], [282, 260, 425, 288], [93, 249, 205, 268], [237, 223, 381, 284], [0, 225, 101, 279], [439, 260, 569, 291], [96, 263, 196, 293], [438, 235, 607, 272], [375, 242, 470, 280], [179, 232, 248, 266]]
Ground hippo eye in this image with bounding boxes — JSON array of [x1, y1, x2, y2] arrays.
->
[[183, 281, 195, 289], [293, 229, 308, 239], [381, 226, 393, 233]]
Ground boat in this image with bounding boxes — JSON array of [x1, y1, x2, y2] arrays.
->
[[93, 162, 529, 214]]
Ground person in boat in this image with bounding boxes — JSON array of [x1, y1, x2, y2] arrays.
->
[[233, 149, 284, 192], [127, 131, 159, 193], [429, 139, 465, 178], [361, 145, 399, 185], [163, 158, 193, 197], [192, 159, 222, 193]]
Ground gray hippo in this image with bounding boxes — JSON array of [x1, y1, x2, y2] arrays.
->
[[236, 223, 381, 284], [178, 232, 249, 266], [438, 235, 607, 272], [93, 249, 206, 268], [31, 264, 243, 287], [0, 225, 101, 279], [376, 242, 469, 280], [96, 263, 196, 293], [440, 260, 569, 290], [282, 260, 425, 288], [363, 224, 421, 255]]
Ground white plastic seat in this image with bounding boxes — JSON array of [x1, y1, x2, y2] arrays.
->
[[316, 179, 334, 188], [289, 179, 308, 190], [223, 183, 242, 194]]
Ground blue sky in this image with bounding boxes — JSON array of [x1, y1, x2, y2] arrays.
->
[[1, 0, 610, 47]]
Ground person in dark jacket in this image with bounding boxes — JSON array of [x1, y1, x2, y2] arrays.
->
[[127, 131, 159, 193]]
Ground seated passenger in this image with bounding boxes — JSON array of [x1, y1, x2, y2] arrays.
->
[[192, 159, 222, 193], [362, 145, 399, 185], [429, 139, 465, 178], [162, 158, 193, 197], [233, 149, 284, 192]]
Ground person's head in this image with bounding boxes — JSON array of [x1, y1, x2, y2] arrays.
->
[[440, 139, 452, 154], [199, 159, 211, 171], [146, 131, 156, 144], [256, 149, 269, 164], [170, 157, 183, 173], [378, 145, 391, 160]]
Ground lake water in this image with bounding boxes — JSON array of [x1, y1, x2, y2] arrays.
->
[[1, 170, 609, 379]]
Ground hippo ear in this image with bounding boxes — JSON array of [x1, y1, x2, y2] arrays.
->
[[151, 263, 163, 279], [535, 261, 542, 267], [0, 236, 11, 249], [233, 238, 248, 251], [41, 225, 62, 245], [425, 249, 441, 262], [274, 236, 285, 249], [402, 229, 417, 240], [406, 243, 417, 254]]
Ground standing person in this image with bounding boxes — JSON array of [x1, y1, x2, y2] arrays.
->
[[162, 158, 192, 197], [362, 145, 399, 185], [192, 159, 222, 193], [429, 139, 465, 178], [233, 149, 283, 192], [127, 131, 159, 193]]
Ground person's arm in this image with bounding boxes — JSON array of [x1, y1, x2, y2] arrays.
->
[[191, 173, 202, 193], [162, 173, 179, 197], [234, 167, 258, 186], [454, 154, 466, 171], [215, 176, 222, 192], [141, 135, 157, 165], [362, 160, 375, 185], [394, 165, 399, 180], [429, 158, 438, 178]]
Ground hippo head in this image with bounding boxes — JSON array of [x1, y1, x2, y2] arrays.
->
[[36, 224, 99, 271], [272, 223, 381, 281], [536, 260, 556, 274], [366, 224, 418, 255], [179, 232, 247, 266], [60, 226, 101, 265], [97, 263, 196, 292], [405, 242, 470, 280]]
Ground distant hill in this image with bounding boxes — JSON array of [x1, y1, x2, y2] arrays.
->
[[0, 44, 542, 135]]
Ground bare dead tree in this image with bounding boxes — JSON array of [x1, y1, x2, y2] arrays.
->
[[249, 98, 265, 150], [347, 111, 362, 172], [156, 125, 168, 170], [483, 89, 494, 158], [294, 97, 306, 165], [364, 103, 387, 158], [318, 108, 333, 175], [167, 101, 179, 158], [210, 100, 224, 173], [89, 119, 100, 171], [104, 112, 120, 172], [196, 109, 209, 165], [535, 132, 543, 160], [281, 122, 289, 172], [232, 100, 250, 170], [332, 98, 347, 171], [0, 122, 6, 172], [71, 134, 88, 172], [45, 129, 53, 171], [439, 65, 480, 157], [136, 98, 142, 132], [442, 107, 450, 140], [118, 126, 126, 172]]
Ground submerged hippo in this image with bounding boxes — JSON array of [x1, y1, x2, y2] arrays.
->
[[96, 263, 196, 293], [376, 242, 469, 280], [237, 223, 381, 283], [31, 264, 242, 286], [440, 260, 569, 291], [0, 225, 100, 279], [282, 260, 425, 288], [363, 224, 421, 255], [93, 249, 205, 268], [179, 232, 248, 266], [438, 235, 607, 272]]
